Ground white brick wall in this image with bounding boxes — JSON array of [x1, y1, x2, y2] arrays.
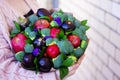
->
[[58, 0, 120, 80]]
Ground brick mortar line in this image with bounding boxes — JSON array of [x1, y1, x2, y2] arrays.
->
[[86, 0, 120, 20], [69, 0, 120, 36], [89, 31, 120, 65], [111, 0, 120, 4], [89, 38, 120, 79], [86, 51, 108, 80]]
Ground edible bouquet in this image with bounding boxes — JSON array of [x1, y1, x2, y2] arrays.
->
[[10, 8, 89, 79]]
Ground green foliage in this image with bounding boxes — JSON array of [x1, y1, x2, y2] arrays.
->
[[15, 51, 25, 62], [51, 9, 64, 18], [57, 40, 74, 54], [38, 16, 50, 22], [81, 20, 87, 26], [25, 27, 36, 40], [74, 19, 81, 28], [53, 38, 59, 43], [24, 44, 34, 53], [57, 30, 67, 40], [73, 48, 84, 58], [29, 32, 36, 40], [80, 40, 88, 50], [59, 67, 69, 80], [62, 56, 77, 67], [50, 21, 58, 27], [41, 28, 50, 36], [26, 39, 32, 44], [52, 54, 64, 69], [13, 20, 21, 32], [67, 14, 75, 22], [25, 27, 32, 35], [46, 38, 53, 46], [10, 28, 19, 37], [59, 13, 68, 22], [72, 27, 87, 40], [28, 15, 38, 23], [34, 57, 39, 74]]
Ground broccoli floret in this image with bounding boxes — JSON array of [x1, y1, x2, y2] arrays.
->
[[56, 40, 74, 54]]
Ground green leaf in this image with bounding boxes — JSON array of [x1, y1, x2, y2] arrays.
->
[[73, 48, 84, 58], [41, 28, 50, 36], [13, 21, 21, 32], [57, 30, 66, 40], [50, 21, 58, 27], [39, 16, 50, 22], [11, 28, 19, 34], [10, 33, 16, 38], [38, 29, 41, 35], [26, 39, 32, 44], [24, 44, 34, 53], [84, 25, 90, 30], [18, 17, 26, 23], [46, 38, 53, 46], [51, 9, 64, 18], [29, 32, 36, 40], [39, 46, 46, 57], [59, 67, 69, 79], [25, 27, 32, 35], [80, 40, 88, 50], [34, 57, 39, 74], [62, 56, 77, 67], [15, 51, 25, 62], [28, 15, 38, 23], [81, 20, 87, 26], [67, 14, 75, 22], [60, 13, 68, 22]]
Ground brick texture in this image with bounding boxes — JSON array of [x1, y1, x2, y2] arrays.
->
[[58, 0, 120, 80]]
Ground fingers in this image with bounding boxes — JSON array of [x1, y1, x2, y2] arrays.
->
[[55, 70, 60, 80], [77, 54, 85, 65], [54, 54, 86, 79], [67, 63, 79, 76], [42, 71, 57, 80]]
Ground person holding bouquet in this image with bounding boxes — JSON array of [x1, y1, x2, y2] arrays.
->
[[0, 0, 86, 80]]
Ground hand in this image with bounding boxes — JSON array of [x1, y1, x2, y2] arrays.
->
[[55, 54, 85, 80]]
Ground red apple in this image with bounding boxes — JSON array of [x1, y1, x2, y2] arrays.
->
[[34, 19, 50, 29], [46, 44, 60, 58], [68, 35, 81, 48], [50, 28, 60, 38], [11, 33, 27, 53]]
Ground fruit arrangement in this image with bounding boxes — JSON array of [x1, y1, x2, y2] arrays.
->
[[10, 8, 89, 79]]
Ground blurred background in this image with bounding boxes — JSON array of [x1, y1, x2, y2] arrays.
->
[[37, 0, 120, 80]]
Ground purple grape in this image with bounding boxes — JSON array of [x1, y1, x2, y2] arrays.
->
[[54, 17, 62, 26], [34, 28, 38, 32], [44, 36, 52, 40], [32, 48, 40, 56]]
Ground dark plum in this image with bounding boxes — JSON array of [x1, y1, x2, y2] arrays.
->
[[61, 21, 75, 32], [38, 57, 53, 72], [21, 54, 35, 69], [37, 8, 50, 17], [33, 37, 45, 48]]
